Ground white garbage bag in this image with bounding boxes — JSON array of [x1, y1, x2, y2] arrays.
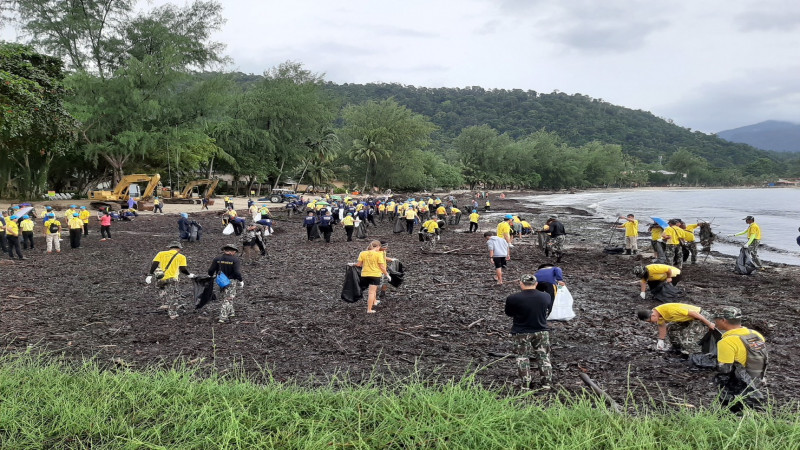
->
[[547, 286, 575, 321], [222, 223, 234, 235]]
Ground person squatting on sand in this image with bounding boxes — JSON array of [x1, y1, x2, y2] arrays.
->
[[504, 274, 553, 391], [637, 302, 715, 355], [713, 306, 768, 412]]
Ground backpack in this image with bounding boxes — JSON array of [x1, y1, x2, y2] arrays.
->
[[49, 222, 59, 233]]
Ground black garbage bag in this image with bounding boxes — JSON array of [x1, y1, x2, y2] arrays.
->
[[650, 281, 684, 302], [393, 216, 405, 234], [189, 222, 202, 242], [310, 224, 321, 240], [356, 222, 367, 239], [341, 265, 363, 303], [699, 328, 722, 354], [603, 247, 624, 255], [387, 259, 405, 288], [193, 275, 217, 309], [734, 247, 758, 275], [689, 353, 718, 370]]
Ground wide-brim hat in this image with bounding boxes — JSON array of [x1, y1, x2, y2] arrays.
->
[[222, 244, 239, 252], [168, 241, 183, 249]]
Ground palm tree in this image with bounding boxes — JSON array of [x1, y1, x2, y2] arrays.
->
[[349, 132, 390, 190], [296, 128, 340, 189]]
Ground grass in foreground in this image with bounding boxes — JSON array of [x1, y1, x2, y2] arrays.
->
[[0, 353, 798, 449]]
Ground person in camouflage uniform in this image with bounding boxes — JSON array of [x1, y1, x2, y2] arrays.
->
[[147, 242, 193, 320], [713, 306, 768, 412], [505, 274, 553, 390], [662, 219, 685, 269], [544, 216, 566, 263], [637, 303, 716, 354], [207, 244, 244, 323]]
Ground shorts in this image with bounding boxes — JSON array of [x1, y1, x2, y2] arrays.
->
[[493, 256, 508, 269], [359, 276, 381, 289], [243, 240, 258, 248]]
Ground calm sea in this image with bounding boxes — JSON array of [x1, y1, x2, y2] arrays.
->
[[516, 188, 800, 266]]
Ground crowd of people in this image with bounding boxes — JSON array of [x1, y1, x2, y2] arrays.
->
[[2, 192, 770, 412]]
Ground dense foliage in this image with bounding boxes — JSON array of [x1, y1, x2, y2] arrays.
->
[[2, 1, 799, 199]]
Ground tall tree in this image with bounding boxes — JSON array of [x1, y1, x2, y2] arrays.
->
[[0, 42, 77, 198], [340, 98, 436, 190]]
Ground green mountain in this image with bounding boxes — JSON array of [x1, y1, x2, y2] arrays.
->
[[323, 82, 774, 168]]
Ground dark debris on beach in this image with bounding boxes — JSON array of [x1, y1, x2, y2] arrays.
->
[[1, 194, 798, 408]]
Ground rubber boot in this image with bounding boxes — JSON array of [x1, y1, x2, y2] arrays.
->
[[625, 249, 632, 255], [632, 250, 637, 255]]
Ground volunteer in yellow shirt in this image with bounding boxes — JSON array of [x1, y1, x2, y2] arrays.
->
[[617, 214, 639, 255], [648, 223, 666, 263], [354, 240, 390, 313], [633, 264, 681, 299], [43, 213, 62, 253], [68, 213, 84, 249], [636, 302, 715, 354], [146, 241, 192, 320], [713, 306, 767, 411], [681, 221, 701, 264], [404, 207, 417, 235], [5, 214, 24, 259], [20, 215, 35, 250], [731, 216, 763, 268], [79, 206, 91, 236], [342, 213, 355, 242], [436, 205, 447, 219], [422, 218, 439, 236], [661, 219, 685, 269], [468, 210, 480, 233], [497, 214, 513, 244]]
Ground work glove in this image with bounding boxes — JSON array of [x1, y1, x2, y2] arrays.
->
[[145, 276, 153, 284], [386, 275, 392, 282], [655, 339, 667, 351], [188, 273, 196, 278], [639, 291, 646, 300], [239, 281, 245, 288]]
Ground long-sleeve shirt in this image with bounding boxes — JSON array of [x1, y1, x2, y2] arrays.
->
[[207, 254, 243, 281]]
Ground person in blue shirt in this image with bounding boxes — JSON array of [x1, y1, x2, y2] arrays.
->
[[534, 263, 565, 303], [303, 211, 317, 241], [319, 210, 335, 243]]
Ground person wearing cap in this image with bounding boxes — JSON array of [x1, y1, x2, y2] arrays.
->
[[616, 214, 639, 255], [178, 213, 191, 240], [242, 223, 266, 258], [20, 215, 35, 250], [43, 213, 62, 253], [730, 216, 762, 268], [636, 302, 714, 354], [485, 231, 510, 285], [5, 214, 24, 259], [713, 306, 767, 411], [504, 274, 553, 390], [302, 211, 318, 241], [404, 205, 418, 235], [342, 212, 355, 241], [97, 210, 112, 240], [468, 210, 480, 233], [497, 215, 514, 245], [147, 242, 192, 319], [79, 206, 91, 236], [153, 196, 163, 213], [68, 213, 84, 248], [544, 216, 566, 263], [208, 244, 244, 323], [679, 220, 702, 264], [421, 217, 440, 242], [634, 264, 682, 300], [63, 205, 75, 221], [319, 210, 335, 243], [661, 219, 685, 269]]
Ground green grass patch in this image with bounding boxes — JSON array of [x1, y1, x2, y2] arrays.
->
[[1, 352, 798, 449]]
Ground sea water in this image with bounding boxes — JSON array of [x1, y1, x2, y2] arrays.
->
[[516, 188, 800, 265]]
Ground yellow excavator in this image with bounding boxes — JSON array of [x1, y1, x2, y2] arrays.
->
[[89, 174, 161, 211], [163, 178, 219, 204]]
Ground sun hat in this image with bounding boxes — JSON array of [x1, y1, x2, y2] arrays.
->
[[714, 306, 743, 320], [222, 244, 239, 252], [168, 241, 183, 249]]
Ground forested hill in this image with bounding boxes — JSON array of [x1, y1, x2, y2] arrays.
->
[[323, 82, 768, 167]]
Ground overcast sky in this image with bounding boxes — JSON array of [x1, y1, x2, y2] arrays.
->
[[4, 0, 800, 133]]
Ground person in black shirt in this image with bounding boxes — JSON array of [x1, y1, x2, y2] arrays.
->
[[208, 244, 244, 323], [504, 274, 553, 390], [544, 215, 566, 263], [303, 211, 317, 241], [319, 210, 335, 243]]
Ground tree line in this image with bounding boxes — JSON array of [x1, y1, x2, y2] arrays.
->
[[3, 0, 799, 200]]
